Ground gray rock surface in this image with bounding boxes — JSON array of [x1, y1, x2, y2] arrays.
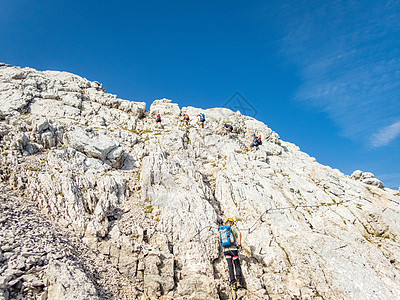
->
[[0, 184, 140, 300], [351, 170, 385, 188], [1, 63, 400, 299]]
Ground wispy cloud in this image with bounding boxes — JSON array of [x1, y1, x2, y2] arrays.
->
[[375, 172, 400, 190], [276, 0, 400, 145], [371, 120, 400, 147]]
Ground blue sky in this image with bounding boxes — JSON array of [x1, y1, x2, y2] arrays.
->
[[1, 1, 399, 189]]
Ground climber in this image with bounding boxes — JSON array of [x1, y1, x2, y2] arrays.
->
[[218, 217, 243, 290], [248, 133, 259, 151], [197, 113, 205, 128], [156, 114, 162, 128], [256, 135, 262, 146], [182, 113, 190, 125], [224, 123, 234, 137]]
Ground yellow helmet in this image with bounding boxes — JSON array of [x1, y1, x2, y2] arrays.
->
[[226, 217, 234, 223]]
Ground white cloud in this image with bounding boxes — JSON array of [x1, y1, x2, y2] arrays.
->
[[371, 120, 400, 147], [278, 1, 400, 142]]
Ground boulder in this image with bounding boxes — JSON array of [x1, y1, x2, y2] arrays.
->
[[363, 178, 385, 189], [30, 99, 80, 118], [63, 127, 123, 163], [350, 170, 363, 180], [150, 98, 180, 118], [28, 115, 49, 133], [351, 170, 385, 189], [60, 93, 82, 109], [117, 98, 146, 117], [0, 93, 32, 114]]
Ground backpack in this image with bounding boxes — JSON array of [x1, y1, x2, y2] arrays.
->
[[257, 137, 262, 145], [199, 113, 205, 122], [219, 225, 235, 247]]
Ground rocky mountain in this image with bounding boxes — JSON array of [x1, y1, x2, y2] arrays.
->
[[0, 62, 399, 300]]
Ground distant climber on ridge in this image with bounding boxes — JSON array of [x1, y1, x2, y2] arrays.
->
[[224, 123, 234, 138], [197, 113, 205, 128], [182, 113, 190, 125], [248, 133, 259, 151], [156, 114, 162, 128], [218, 217, 243, 290], [257, 135, 262, 146]]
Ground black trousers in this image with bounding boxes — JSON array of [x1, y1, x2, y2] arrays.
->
[[224, 249, 243, 284]]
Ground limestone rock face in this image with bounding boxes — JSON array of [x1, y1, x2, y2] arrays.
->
[[1, 63, 400, 300]]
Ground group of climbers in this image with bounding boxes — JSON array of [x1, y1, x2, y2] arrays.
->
[[156, 113, 262, 153], [222, 123, 264, 149], [153, 112, 266, 291], [155, 112, 206, 128]]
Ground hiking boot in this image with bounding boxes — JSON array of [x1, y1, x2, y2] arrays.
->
[[236, 278, 244, 289], [231, 281, 238, 290]]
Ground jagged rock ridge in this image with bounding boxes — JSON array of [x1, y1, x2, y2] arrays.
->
[[0, 62, 400, 299]]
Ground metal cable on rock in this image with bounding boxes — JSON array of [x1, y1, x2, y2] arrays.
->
[[190, 195, 399, 240], [239, 199, 356, 234]]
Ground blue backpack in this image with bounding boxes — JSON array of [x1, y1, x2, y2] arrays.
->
[[199, 113, 205, 122], [219, 225, 235, 247]]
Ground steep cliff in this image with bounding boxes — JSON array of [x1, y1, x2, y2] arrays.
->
[[1, 63, 399, 299]]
